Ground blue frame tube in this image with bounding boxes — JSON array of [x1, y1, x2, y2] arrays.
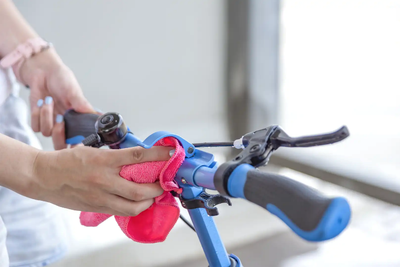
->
[[180, 185, 231, 267], [188, 208, 231, 267]]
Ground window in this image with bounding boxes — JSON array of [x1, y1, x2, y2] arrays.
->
[[274, 0, 400, 200]]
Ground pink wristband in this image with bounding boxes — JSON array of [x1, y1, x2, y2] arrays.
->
[[0, 37, 52, 82]]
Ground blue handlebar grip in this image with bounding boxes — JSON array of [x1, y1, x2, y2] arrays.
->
[[227, 164, 351, 242], [64, 110, 100, 145]]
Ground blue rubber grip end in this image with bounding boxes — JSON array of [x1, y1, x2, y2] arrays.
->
[[227, 164, 254, 198], [66, 135, 85, 145], [267, 197, 351, 242]]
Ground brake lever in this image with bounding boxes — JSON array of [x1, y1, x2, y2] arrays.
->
[[215, 125, 350, 195], [269, 126, 350, 150]]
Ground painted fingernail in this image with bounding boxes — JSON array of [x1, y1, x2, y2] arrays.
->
[[37, 99, 44, 107], [45, 96, 53, 105], [94, 107, 103, 113], [56, 114, 63, 123], [169, 149, 175, 157]]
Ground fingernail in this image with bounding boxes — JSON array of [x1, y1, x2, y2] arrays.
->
[[45, 96, 53, 105], [94, 107, 103, 113], [56, 114, 63, 123], [37, 99, 44, 107], [169, 149, 175, 157]]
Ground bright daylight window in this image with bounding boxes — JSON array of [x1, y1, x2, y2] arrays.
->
[[279, 0, 400, 193]]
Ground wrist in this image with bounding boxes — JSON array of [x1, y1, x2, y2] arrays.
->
[[25, 150, 52, 200], [0, 33, 39, 59], [1, 146, 43, 199], [1, 37, 59, 85], [16, 47, 62, 86], [0, 134, 52, 200]]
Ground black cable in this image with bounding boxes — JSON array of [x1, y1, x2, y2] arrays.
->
[[192, 142, 234, 148], [180, 214, 196, 232]]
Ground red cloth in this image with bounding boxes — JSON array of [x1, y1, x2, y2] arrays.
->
[[79, 137, 185, 243]]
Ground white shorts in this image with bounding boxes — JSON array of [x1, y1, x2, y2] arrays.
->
[[0, 93, 68, 267]]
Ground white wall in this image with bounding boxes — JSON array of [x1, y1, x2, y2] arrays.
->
[[14, 0, 227, 150]]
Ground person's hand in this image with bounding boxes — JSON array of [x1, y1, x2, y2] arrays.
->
[[27, 145, 173, 216], [15, 48, 93, 149]]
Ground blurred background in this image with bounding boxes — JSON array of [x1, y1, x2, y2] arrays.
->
[[13, 0, 400, 266]]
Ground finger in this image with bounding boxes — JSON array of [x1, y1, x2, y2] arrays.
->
[[98, 209, 128, 217], [31, 99, 41, 132], [108, 146, 173, 167], [52, 114, 67, 150], [40, 96, 54, 137], [72, 95, 94, 113], [68, 86, 94, 113], [79, 203, 128, 217], [71, 143, 83, 148], [94, 107, 104, 115], [53, 70, 94, 113], [30, 83, 47, 132], [105, 195, 154, 217], [53, 99, 67, 117], [110, 179, 164, 201]]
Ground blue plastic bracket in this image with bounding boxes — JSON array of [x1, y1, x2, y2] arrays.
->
[[120, 130, 195, 158]]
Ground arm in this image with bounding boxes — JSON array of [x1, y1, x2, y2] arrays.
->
[[0, 0, 93, 149], [0, 134, 38, 195], [0, 0, 37, 57], [0, 133, 172, 216]]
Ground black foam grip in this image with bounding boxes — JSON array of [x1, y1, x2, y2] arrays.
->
[[64, 110, 99, 141], [244, 169, 332, 231]]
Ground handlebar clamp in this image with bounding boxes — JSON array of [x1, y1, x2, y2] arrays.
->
[[214, 126, 277, 196]]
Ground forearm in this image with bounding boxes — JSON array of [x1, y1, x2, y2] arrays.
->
[[0, 134, 39, 196], [0, 0, 38, 57]]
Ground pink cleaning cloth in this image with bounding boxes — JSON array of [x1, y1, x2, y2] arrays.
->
[[79, 137, 185, 243]]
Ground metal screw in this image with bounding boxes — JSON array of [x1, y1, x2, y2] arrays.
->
[[181, 178, 187, 184], [250, 144, 260, 153], [187, 147, 194, 153]]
